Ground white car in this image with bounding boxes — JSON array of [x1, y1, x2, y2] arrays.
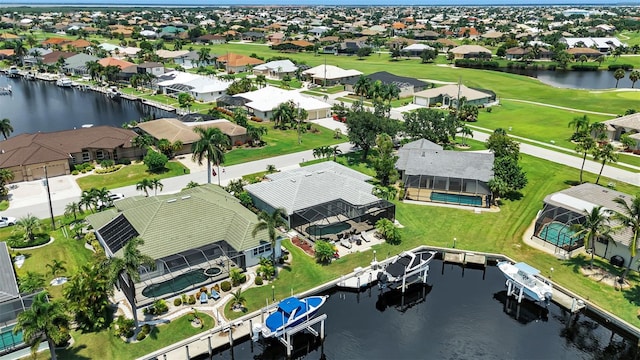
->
[[97, 193, 125, 210], [0, 216, 16, 228]]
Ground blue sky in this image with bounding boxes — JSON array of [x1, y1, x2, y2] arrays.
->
[[2, 0, 630, 5]]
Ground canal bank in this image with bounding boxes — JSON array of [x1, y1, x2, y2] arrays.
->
[[137, 246, 640, 360]]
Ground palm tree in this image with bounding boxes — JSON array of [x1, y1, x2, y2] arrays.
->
[[246, 125, 267, 147], [567, 114, 590, 138], [12, 40, 26, 66], [459, 125, 474, 146], [592, 143, 618, 185], [79, 189, 98, 213], [231, 289, 246, 310], [136, 178, 153, 197], [0, 118, 14, 140], [191, 127, 230, 185], [271, 101, 295, 129], [330, 145, 342, 161], [132, 134, 153, 150], [630, 70, 640, 89], [252, 208, 288, 277], [614, 68, 626, 88], [256, 74, 267, 88], [372, 185, 397, 200], [46, 259, 67, 280], [353, 75, 372, 100], [150, 178, 164, 196], [63, 263, 113, 332], [108, 237, 155, 327], [14, 292, 70, 360], [14, 214, 41, 242], [574, 134, 596, 184], [18, 271, 45, 293], [85, 60, 104, 81], [64, 201, 83, 223], [608, 195, 640, 282], [197, 47, 211, 67], [571, 206, 611, 269], [0, 168, 14, 186]]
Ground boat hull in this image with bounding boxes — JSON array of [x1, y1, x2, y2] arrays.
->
[[260, 295, 327, 338], [497, 261, 552, 303]]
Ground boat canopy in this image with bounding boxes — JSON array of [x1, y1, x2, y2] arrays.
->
[[514, 262, 541, 276], [279, 297, 305, 314]]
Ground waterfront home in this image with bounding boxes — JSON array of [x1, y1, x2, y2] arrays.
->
[[401, 43, 435, 57], [0, 126, 143, 182], [137, 62, 165, 77], [245, 162, 395, 241], [217, 53, 265, 73], [396, 139, 494, 208], [156, 70, 232, 103], [302, 64, 362, 86], [449, 45, 492, 59], [534, 183, 636, 262], [155, 49, 190, 62], [566, 47, 603, 59], [136, 117, 247, 154], [344, 71, 428, 98], [602, 113, 640, 150], [98, 57, 137, 79], [63, 53, 100, 76], [413, 84, 495, 108], [560, 37, 624, 54], [85, 184, 275, 308], [0, 49, 14, 60], [41, 51, 76, 65], [252, 59, 298, 80], [41, 37, 70, 49], [233, 86, 331, 121]]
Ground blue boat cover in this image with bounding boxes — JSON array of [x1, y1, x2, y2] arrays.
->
[[279, 296, 305, 314], [514, 262, 541, 275]]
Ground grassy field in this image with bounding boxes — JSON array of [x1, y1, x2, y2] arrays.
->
[[76, 161, 189, 191]]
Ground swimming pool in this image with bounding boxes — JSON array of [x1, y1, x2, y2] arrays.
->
[[306, 222, 351, 237], [142, 269, 209, 298], [0, 324, 23, 353], [539, 222, 580, 247], [430, 192, 483, 207]]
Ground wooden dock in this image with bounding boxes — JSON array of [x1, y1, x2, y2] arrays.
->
[[551, 288, 586, 313], [443, 251, 487, 267]]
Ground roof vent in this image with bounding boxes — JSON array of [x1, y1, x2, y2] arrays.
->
[[290, 179, 296, 182], [181, 195, 191, 200], [421, 151, 425, 157], [305, 173, 312, 177], [167, 199, 177, 203]]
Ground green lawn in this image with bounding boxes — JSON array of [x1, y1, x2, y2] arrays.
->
[[76, 161, 189, 191]]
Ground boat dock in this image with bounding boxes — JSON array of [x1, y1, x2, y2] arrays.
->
[[0, 86, 11, 95], [443, 251, 488, 267]]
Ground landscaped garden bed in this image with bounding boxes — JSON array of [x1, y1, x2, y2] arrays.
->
[[291, 236, 314, 256]]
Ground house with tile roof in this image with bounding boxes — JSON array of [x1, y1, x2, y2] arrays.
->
[[0, 126, 143, 182], [413, 84, 495, 108], [217, 52, 265, 73], [156, 70, 232, 102], [234, 86, 331, 121], [302, 64, 362, 86], [344, 71, 429, 98], [252, 59, 298, 80], [449, 45, 492, 59], [602, 113, 640, 150], [85, 184, 275, 307]]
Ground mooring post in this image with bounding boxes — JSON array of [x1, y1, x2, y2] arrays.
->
[[321, 318, 325, 340], [207, 335, 212, 357], [228, 326, 234, 347], [185, 345, 190, 360]]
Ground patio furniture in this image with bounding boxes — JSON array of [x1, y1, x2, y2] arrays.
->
[[340, 239, 352, 249], [199, 292, 208, 304]]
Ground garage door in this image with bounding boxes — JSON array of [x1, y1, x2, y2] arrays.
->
[[414, 97, 427, 106], [29, 163, 67, 180]]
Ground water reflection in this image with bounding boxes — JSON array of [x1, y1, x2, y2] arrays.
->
[[493, 290, 549, 325]]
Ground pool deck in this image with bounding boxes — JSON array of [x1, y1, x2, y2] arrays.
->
[[403, 199, 500, 213]]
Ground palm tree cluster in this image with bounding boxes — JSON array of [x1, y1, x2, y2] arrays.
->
[[568, 115, 617, 184], [136, 177, 164, 196], [353, 75, 400, 104], [79, 187, 112, 212], [271, 101, 309, 142], [312, 145, 342, 161], [252, 208, 288, 277]]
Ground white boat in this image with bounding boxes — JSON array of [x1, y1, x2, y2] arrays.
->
[[253, 295, 327, 338], [377, 249, 437, 287], [81, 124, 93, 128], [497, 261, 553, 304], [337, 266, 383, 290], [7, 66, 19, 77], [56, 78, 73, 87]]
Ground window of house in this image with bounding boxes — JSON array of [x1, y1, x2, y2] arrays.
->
[[82, 151, 90, 162], [252, 243, 272, 257], [96, 150, 105, 160]]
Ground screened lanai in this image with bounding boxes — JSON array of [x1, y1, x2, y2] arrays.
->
[[403, 175, 492, 208], [291, 198, 395, 241], [533, 203, 585, 252]]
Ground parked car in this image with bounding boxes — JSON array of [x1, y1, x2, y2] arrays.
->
[[0, 216, 17, 228], [97, 193, 125, 210]]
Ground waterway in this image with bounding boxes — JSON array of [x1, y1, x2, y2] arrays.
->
[[0, 75, 172, 136], [505, 69, 637, 90], [204, 260, 637, 360]]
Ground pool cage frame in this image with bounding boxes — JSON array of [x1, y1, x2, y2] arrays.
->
[[0, 292, 41, 355], [290, 198, 396, 241], [401, 174, 492, 208], [118, 242, 245, 308], [533, 204, 585, 252]]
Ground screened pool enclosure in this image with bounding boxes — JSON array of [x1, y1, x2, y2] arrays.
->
[[534, 204, 585, 251], [402, 174, 492, 208]]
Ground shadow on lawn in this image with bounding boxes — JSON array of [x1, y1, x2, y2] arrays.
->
[[562, 255, 588, 274], [58, 344, 91, 360], [623, 285, 640, 306]]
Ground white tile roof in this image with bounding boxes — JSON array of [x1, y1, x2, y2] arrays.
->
[[253, 59, 298, 73], [302, 64, 362, 80], [157, 70, 232, 94], [236, 86, 330, 112]]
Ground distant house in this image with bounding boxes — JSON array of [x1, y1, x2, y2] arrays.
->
[[560, 37, 624, 54], [137, 118, 247, 153], [505, 47, 553, 60], [0, 126, 143, 182], [449, 45, 492, 59], [41, 51, 76, 65], [252, 59, 298, 80], [396, 139, 494, 208], [602, 113, 640, 150], [85, 184, 276, 308], [534, 183, 636, 260], [98, 57, 137, 79], [413, 84, 495, 108], [344, 71, 428, 98], [41, 37, 69, 48], [63, 53, 99, 75], [156, 49, 190, 61], [156, 70, 232, 102], [0, 49, 14, 60], [196, 34, 226, 44], [242, 31, 266, 42], [174, 50, 202, 69], [566, 47, 603, 59], [234, 86, 331, 121], [302, 64, 362, 86], [401, 43, 435, 57], [137, 62, 165, 77], [217, 53, 264, 73]]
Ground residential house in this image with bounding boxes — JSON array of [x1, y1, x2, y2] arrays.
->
[[449, 45, 492, 59], [217, 53, 264, 73], [0, 126, 143, 182], [137, 62, 165, 77], [401, 43, 435, 57], [505, 47, 553, 60], [156, 70, 232, 103], [560, 37, 625, 54], [63, 53, 99, 75], [344, 71, 428, 98], [156, 49, 190, 62], [41, 37, 69, 49], [566, 47, 603, 59], [98, 57, 137, 79], [245, 162, 395, 240], [65, 38, 91, 51], [196, 34, 226, 44], [602, 113, 640, 150], [0, 49, 14, 60], [41, 51, 76, 65], [85, 185, 276, 308], [302, 64, 362, 86], [252, 59, 298, 80], [396, 139, 494, 208], [413, 84, 495, 108], [234, 86, 331, 121]]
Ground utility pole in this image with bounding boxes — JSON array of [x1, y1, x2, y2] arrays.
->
[[43, 165, 55, 230]]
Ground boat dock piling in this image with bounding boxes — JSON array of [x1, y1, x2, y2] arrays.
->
[[443, 251, 487, 268]]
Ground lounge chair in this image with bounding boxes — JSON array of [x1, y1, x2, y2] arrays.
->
[[340, 239, 352, 249], [361, 233, 370, 243], [199, 292, 208, 304]]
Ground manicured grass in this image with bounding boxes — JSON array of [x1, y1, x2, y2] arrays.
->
[[76, 161, 189, 191], [0, 200, 8, 211], [223, 123, 343, 166], [241, 170, 269, 182], [57, 313, 215, 360]]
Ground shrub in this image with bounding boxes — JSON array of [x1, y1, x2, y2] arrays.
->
[[136, 331, 147, 341], [100, 159, 115, 168], [234, 140, 243, 147], [314, 240, 335, 264], [117, 158, 132, 165], [71, 170, 79, 175], [188, 295, 196, 305], [608, 64, 634, 71], [141, 324, 151, 335], [486, 107, 493, 113], [195, 291, 201, 300], [181, 293, 187, 303], [173, 298, 182, 306], [94, 164, 123, 174], [7, 233, 50, 248], [221, 281, 232, 292], [143, 149, 168, 173], [255, 276, 263, 285], [113, 315, 135, 339], [240, 274, 247, 283], [570, 64, 599, 71]]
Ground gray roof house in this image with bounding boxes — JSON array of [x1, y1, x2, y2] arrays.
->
[[245, 162, 395, 240], [252, 59, 298, 80], [63, 53, 99, 75], [396, 139, 494, 207], [602, 113, 640, 150], [85, 185, 274, 307]]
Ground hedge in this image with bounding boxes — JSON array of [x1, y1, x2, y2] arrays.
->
[[570, 64, 599, 71], [608, 64, 634, 71]]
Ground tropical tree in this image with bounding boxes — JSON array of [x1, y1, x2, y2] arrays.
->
[[568, 114, 590, 140], [85, 60, 104, 81], [459, 125, 473, 146], [0, 168, 14, 196], [571, 206, 611, 269], [108, 237, 156, 327], [271, 101, 295, 129], [197, 47, 211, 67], [252, 208, 288, 277], [150, 178, 164, 196], [64, 201, 83, 223], [191, 127, 230, 185], [255, 74, 267, 88], [372, 185, 398, 201], [46, 259, 66, 280], [14, 214, 41, 242], [630, 70, 640, 89], [375, 218, 401, 245], [614, 68, 626, 88], [246, 124, 267, 147], [18, 271, 45, 294], [136, 178, 153, 197], [353, 75, 372, 100], [592, 143, 618, 185], [0, 118, 14, 140], [574, 134, 596, 184], [373, 134, 398, 186], [266, 164, 277, 174], [314, 240, 335, 264], [330, 145, 342, 161], [231, 289, 246, 310], [132, 134, 153, 150], [79, 190, 98, 213], [12, 40, 26, 66], [64, 262, 113, 331], [178, 92, 194, 113], [14, 292, 70, 360], [608, 195, 640, 282]]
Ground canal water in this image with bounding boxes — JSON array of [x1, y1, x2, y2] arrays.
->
[[206, 260, 637, 360], [0, 75, 172, 136], [504, 69, 636, 90]]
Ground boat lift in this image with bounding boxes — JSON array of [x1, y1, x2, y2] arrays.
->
[[506, 279, 527, 304]]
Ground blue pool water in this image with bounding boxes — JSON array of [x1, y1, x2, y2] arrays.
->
[[142, 269, 209, 298], [0, 324, 23, 353], [430, 192, 483, 206], [306, 222, 351, 236], [539, 222, 579, 247]]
